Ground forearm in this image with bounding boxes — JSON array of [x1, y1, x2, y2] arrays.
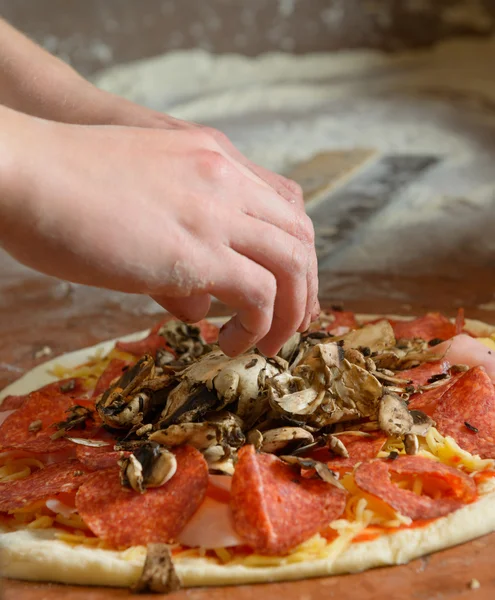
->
[[0, 19, 123, 125]]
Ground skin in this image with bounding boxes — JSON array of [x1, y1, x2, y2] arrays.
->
[[0, 19, 319, 357]]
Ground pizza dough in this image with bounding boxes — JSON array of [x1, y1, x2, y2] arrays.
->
[[1, 314, 495, 588]]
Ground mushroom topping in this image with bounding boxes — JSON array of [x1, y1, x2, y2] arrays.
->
[[203, 445, 235, 475], [151, 412, 245, 452], [158, 320, 209, 363], [150, 422, 220, 451], [409, 410, 435, 437], [330, 360, 382, 419], [327, 434, 349, 458], [50, 405, 94, 440], [132, 544, 181, 594], [120, 442, 177, 494], [260, 427, 314, 454], [344, 348, 367, 369], [378, 393, 414, 437], [247, 429, 263, 451], [335, 321, 396, 353], [157, 350, 279, 428], [404, 433, 419, 455], [278, 332, 302, 364], [269, 346, 382, 429], [96, 355, 157, 428], [269, 375, 323, 416], [280, 455, 345, 491]]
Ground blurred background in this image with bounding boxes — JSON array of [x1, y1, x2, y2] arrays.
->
[[2, 0, 495, 76], [1, 0, 495, 374]]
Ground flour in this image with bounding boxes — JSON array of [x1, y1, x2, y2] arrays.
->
[[92, 37, 495, 176]]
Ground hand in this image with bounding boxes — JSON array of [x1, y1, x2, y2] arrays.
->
[[0, 109, 318, 357], [88, 91, 320, 332]]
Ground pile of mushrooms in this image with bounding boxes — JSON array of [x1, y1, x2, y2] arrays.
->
[[92, 317, 444, 492]]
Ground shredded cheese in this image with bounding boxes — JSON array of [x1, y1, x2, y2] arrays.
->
[[422, 428, 494, 472], [49, 348, 133, 381], [55, 532, 110, 549], [0, 456, 45, 483], [26, 515, 54, 529]]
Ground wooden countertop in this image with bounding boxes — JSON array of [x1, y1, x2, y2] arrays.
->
[[2, 266, 495, 600]]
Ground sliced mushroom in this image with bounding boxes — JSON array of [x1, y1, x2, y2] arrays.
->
[[151, 411, 245, 451], [132, 544, 181, 594], [409, 410, 435, 437], [157, 350, 277, 428], [327, 434, 349, 458], [203, 445, 235, 475], [280, 455, 345, 491], [50, 405, 94, 440], [404, 433, 419, 455], [335, 321, 396, 353], [150, 422, 220, 451], [344, 348, 367, 368], [378, 393, 414, 437], [330, 360, 382, 418], [120, 442, 177, 493], [158, 320, 208, 362], [278, 332, 302, 364], [96, 355, 156, 428], [247, 429, 263, 450], [270, 385, 323, 416], [260, 427, 314, 454]]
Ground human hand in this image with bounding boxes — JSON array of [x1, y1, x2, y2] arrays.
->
[[0, 109, 318, 357]]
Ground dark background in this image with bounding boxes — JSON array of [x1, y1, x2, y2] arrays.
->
[[1, 0, 494, 76]]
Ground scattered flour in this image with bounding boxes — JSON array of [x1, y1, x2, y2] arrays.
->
[[92, 37, 495, 175]]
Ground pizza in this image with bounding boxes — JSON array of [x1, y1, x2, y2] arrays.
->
[[1, 311, 495, 593]]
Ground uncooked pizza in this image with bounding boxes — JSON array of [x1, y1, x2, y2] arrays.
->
[[1, 311, 495, 593]]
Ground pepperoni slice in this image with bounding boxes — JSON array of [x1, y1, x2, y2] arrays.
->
[[398, 361, 449, 387], [91, 359, 131, 398], [391, 313, 456, 342], [197, 320, 219, 343], [0, 378, 87, 412], [311, 434, 387, 472], [326, 311, 357, 335], [0, 391, 95, 453], [115, 333, 172, 358], [354, 456, 476, 520], [0, 459, 90, 511], [432, 367, 495, 458], [76, 445, 208, 547], [230, 445, 347, 555], [75, 444, 129, 471], [408, 373, 463, 416]]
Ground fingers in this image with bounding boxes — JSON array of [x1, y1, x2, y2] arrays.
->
[[300, 250, 320, 332], [205, 127, 304, 207], [245, 162, 304, 207], [227, 215, 310, 356], [151, 293, 211, 323], [240, 183, 318, 333], [205, 247, 277, 357]]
